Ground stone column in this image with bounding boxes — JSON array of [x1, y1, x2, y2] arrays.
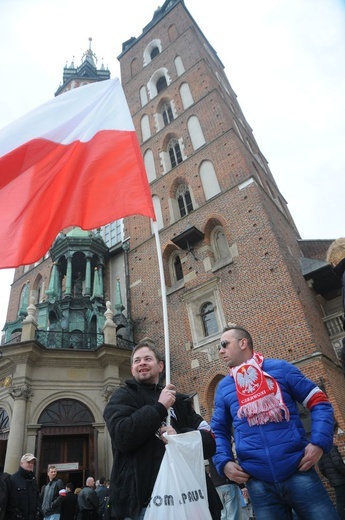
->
[[98, 265, 104, 297], [65, 256, 72, 296], [85, 257, 92, 296], [5, 384, 33, 473]]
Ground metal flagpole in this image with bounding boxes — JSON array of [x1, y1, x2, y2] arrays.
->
[[152, 219, 170, 385]]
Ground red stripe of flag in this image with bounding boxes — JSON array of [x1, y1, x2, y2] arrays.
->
[[0, 79, 155, 268]]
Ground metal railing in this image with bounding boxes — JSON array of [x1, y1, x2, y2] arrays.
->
[[36, 330, 104, 350]]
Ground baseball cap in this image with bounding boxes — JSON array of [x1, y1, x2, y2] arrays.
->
[[21, 453, 37, 463]]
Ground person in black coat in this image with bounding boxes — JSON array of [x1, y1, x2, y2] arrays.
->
[[319, 442, 345, 520], [60, 483, 78, 520], [103, 339, 222, 520], [95, 477, 109, 520], [10, 453, 40, 520], [0, 462, 16, 520]]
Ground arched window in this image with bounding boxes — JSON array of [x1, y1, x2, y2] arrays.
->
[[140, 86, 148, 107], [140, 114, 151, 142], [174, 56, 185, 76], [130, 57, 140, 78], [150, 46, 160, 60], [168, 251, 185, 288], [177, 185, 193, 217], [213, 227, 231, 261], [201, 302, 218, 337], [38, 399, 94, 425], [144, 149, 157, 183], [174, 255, 183, 281], [200, 160, 221, 200], [168, 139, 183, 169], [180, 82, 194, 109], [157, 76, 168, 93], [162, 103, 174, 126], [143, 39, 162, 67], [148, 68, 170, 99], [188, 115, 206, 150], [151, 195, 164, 231], [0, 408, 9, 431]]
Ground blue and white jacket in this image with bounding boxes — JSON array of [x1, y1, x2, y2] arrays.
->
[[211, 358, 334, 483]]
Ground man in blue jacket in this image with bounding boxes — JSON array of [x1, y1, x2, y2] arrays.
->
[[211, 325, 339, 520]]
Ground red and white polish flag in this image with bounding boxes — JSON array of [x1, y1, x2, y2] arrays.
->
[[0, 78, 155, 269]]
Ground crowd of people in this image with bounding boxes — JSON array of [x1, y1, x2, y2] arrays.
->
[[1, 324, 343, 520], [0, 457, 110, 520]]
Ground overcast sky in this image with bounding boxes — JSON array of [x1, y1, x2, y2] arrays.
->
[[0, 0, 344, 329]]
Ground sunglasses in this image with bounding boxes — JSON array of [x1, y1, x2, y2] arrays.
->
[[217, 338, 245, 351]]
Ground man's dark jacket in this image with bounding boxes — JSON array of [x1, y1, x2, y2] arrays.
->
[[10, 466, 40, 520], [103, 378, 221, 520], [40, 477, 64, 516], [60, 491, 78, 520], [319, 444, 345, 487], [0, 470, 16, 520]]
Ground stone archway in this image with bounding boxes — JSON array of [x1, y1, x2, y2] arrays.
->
[[37, 398, 96, 489]]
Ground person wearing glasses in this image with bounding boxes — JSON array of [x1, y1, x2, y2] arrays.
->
[[211, 325, 339, 520]]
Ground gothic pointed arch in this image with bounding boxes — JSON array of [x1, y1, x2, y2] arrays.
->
[[32, 274, 44, 304], [168, 24, 179, 42], [162, 243, 183, 289], [155, 96, 176, 131], [130, 57, 140, 78]]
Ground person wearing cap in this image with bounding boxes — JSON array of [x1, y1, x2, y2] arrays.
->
[[10, 453, 41, 520]]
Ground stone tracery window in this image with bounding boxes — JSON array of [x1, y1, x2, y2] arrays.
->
[[201, 302, 218, 337], [162, 102, 174, 126], [0, 408, 9, 432], [176, 184, 193, 217], [38, 399, 94, 425], [168, 139, 183, 169]]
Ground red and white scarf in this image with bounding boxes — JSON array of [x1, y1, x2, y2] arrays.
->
[[230, 352, 290, 426]]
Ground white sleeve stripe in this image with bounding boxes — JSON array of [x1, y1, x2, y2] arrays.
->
[[302, 386, 321, 407]]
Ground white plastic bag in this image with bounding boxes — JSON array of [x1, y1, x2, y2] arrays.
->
[[144, 430, 212, 520]]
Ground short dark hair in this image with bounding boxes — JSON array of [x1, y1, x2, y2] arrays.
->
[[99, 476, 106, 485], [66, 483, 74, 492], [131, 338, 164, 365], [222, 325, 253, 349]]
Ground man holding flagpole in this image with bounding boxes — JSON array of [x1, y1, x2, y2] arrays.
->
[[103, 339, 222, 520]]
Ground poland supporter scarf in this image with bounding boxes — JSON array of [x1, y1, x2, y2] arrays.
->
[[231, 352, 290, 426]]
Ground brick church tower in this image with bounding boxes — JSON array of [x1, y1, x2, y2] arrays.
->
[[0, 0, 344, 480], [118, 0, 345, 421]]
